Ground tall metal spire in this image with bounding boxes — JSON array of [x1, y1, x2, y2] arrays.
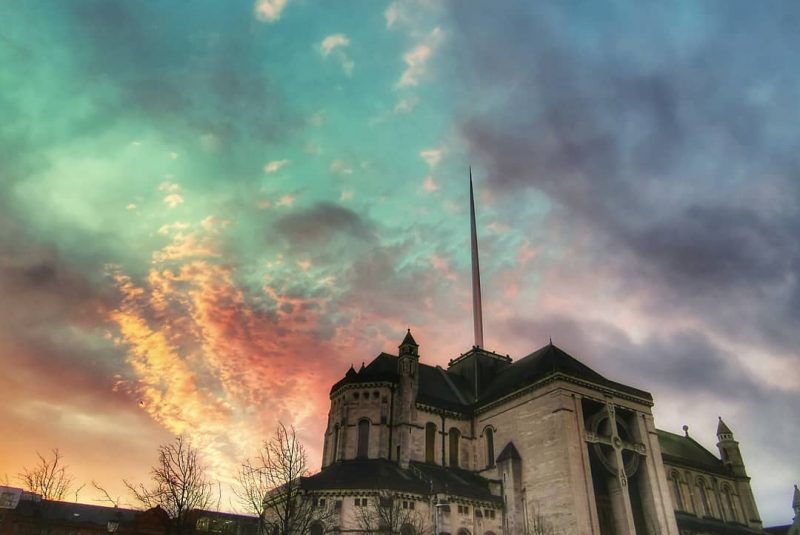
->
[[470, 167, 484, 348]]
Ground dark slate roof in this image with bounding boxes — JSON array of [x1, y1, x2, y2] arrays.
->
[[330, 353, 399, 393], [495, 442, 521, 463], [658, 429, 730, 476], [675, 512, 768, 535], [416, 364, 470, 411], [300, 460, 501, 504], [477, 344, 652, 404], [13, 500, 141, 525], [330, 343, 650, 411], [301, 459, 428, 494], [409, 462, 502, 504], [764, 526, 790, 535]]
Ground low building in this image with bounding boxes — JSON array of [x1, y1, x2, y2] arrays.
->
[[0, 488, 257, 535]]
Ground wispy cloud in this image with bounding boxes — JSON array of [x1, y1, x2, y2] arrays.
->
[[264, 159, 291, 173], [397, 27, 442, 87], [420, 148, 443, 168], [422, 176, 439, 192], [330, 159, 353, 175], [254, 0, 289, 22], [394, 96, 418, 114], [319, 34, 354, 75]]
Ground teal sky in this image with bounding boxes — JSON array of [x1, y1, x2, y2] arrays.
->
[[1, 0, 798, 525]]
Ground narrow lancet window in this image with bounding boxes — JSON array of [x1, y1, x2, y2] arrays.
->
[[485, 427, 495, 468], [357, 419, 370, 458], [449, 427, 461, 468], [425, 422, 437, 463]]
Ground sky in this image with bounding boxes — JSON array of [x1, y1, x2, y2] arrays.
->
[[0, 0, 798, 526]]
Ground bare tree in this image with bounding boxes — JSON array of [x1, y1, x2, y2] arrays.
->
[[124, 436, 215, 535], [353, 491, 432, 535], [525, 501, 557, 535], [17, 448, 75, 500], [260, 423, 331, 535], [232, 454, 271, 531]]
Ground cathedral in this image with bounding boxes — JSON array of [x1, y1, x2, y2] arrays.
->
[[294, 179, 769, 535], [299, 333, 765, 535]]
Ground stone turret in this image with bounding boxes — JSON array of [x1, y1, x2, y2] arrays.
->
[[717, 417, 764, 529], [396, 330, 419, 468], [716, 417, 746, 477], [789, 485, 800, 535]]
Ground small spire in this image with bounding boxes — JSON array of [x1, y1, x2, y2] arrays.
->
[[682, 424, 689, 437], [399, 329, 419, 357], [549, 337, 553, 345], [400, 329, 418, 347], [717, 416, 733, 437], [470, 167, 484, 349], [792, 484, 799, 510]]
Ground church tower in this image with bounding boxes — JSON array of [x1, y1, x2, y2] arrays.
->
[[716, 417, 746, 476], [396, 329, 419, 468], [716, 417, 763, 529]]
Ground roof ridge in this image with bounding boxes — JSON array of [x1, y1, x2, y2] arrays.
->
[[436, 365, 470, 405]]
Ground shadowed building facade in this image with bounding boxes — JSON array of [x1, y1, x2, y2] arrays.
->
[[296, 332, 767, 535]]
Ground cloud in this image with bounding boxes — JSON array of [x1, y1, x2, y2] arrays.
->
[[320, 34, 349, 56], [105, 217, 351, 482], [397, 27, 442, 87], [319, 34, 354, 76], [385, 3, 403, 29], [394, 96, 419, 114], [163, 194, 184, 208], [276, 194, 296, 207], [452, 1, 800, 353], [420, 148, 443, 168], [264, 159, 291, 173], [422, 176, 439, 192], [254, 0, 289, 22], [273, 202, 376, 248], [330, 159, 353, 175]]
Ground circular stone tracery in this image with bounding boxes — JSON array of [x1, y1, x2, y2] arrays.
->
[[589, 410, 641, 478]]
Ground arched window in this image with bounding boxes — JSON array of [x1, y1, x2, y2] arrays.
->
[[449, 427, 461, 468], [696, 478, 711, 517], [425, 422, 437, 463], [457, 529, 472, 535], [669, 471, 683, 511], [357, 419, 370, 458], [722, 484, 740, 523], [309, 522, 324, 535], [400, 524, 415, 535], [485, 427, 495, 468]]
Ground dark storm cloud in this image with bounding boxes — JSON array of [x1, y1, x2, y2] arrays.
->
[[0, 208, 127, 405], [449, 1, 800, 351], [499, 313, 800, 494], [273, 202, 377, 247], [503, 314, 760, 400]]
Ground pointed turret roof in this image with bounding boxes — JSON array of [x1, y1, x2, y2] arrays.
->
[[496, 442, 521, 463], [400, 329, 418, 347], [717, 416, 733, 437]]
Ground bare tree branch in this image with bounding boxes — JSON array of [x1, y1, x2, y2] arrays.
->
[[353, 491, 432, 535], [92, 480, 120, 507], [17, 448, 75, 500], [73, 482, 86, 503], [124, 436, 215, 535], [525, 501, 558, 535], [260, 423, 333, 535]]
